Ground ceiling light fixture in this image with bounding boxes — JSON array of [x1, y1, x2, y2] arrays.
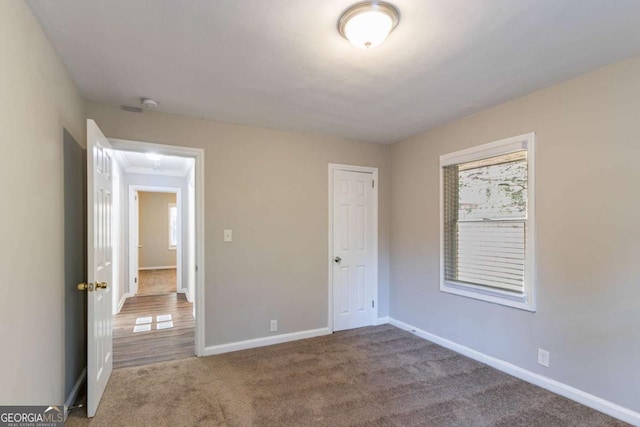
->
[[145, 153, 163, 161], [338, 1, 399, 49]]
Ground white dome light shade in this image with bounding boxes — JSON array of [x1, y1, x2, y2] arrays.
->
[[339, 2, 399, 49], [145, 153, 163, 161], [344, 11, 392, 49]]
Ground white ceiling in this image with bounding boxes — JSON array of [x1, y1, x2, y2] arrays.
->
[[27, 0, 640, 144], [115, 150, 194, 177]]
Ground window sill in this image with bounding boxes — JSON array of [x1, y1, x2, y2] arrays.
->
[[440, 280, 535, 312]]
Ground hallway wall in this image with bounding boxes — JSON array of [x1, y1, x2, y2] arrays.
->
[[138, 191, 177, 269]]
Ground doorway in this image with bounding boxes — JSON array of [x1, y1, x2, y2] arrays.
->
[[130, 187, 181, 296], [79, 122, 206, 416], [328, 164, 378, 332], [107, 140, 204, 368]]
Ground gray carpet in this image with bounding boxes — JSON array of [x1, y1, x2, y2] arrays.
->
[[66, 325, 628, 426]]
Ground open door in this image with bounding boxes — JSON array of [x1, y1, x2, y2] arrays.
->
[[78, 120, 114, 417], [129, 189, 139, 295]]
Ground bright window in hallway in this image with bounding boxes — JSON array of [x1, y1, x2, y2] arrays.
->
[[169, 203, 178, 249]]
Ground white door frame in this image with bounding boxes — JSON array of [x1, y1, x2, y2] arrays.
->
[[110, 138, 206, 357], [327, 163, 378, 332], [129, 185, 182, 294]]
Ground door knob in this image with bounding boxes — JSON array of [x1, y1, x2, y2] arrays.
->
[[334, 256, 342, 263], [77, 282, 93, 292], [95, 282, 108, 290]]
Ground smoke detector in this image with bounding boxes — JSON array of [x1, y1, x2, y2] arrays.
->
[[141, 98, 159, 109]]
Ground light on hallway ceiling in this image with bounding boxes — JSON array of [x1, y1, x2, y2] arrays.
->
[[338, 1, 400, 49], [145, 153, 163, 161]]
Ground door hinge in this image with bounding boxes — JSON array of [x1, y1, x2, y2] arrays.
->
[[195, 265, 198, 272], [134, 277, 137, 283], [372, 180, 375, 188], [372, 300, 375, 308]]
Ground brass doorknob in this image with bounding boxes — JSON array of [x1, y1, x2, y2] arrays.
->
[[96, 282, 108, 290], [77, 282, 93, 291]]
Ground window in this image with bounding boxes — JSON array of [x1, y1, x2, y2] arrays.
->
[[440, 133, 535, 311], [169, 203, 178, 250]]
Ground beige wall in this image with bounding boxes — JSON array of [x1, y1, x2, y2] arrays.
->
[[0, 1, 85, 405], [85, 102, 391, 346], [390, 56, 640, 412], [138, 191, 177, 269]]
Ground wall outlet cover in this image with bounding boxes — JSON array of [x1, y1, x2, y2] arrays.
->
[[270, 319, 277, 332], [538, 348, 550, 367]]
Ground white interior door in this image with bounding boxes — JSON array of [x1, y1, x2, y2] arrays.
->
[[86, 120, 114, 417], [129, 189, 139, 295], [332, 169, 376, 331]]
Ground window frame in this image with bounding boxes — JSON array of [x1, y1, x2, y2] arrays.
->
[[168, 203, 178, 250], [439, 133, 536, 311]]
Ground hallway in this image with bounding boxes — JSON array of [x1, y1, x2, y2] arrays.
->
[[113, 293, 194, 369]]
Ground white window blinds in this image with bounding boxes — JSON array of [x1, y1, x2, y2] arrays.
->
[[443, 151, 528, 294]]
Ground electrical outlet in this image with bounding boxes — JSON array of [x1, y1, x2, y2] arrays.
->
[[538, 348, 550, 367], [270, 320, 277, 332]]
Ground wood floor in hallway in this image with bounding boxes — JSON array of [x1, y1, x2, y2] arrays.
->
[[137, 268, 177, 295], [113, 293, 194, 369]]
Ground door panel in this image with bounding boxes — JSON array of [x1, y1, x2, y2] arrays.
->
[[130, 190, 139, 295], [332, 169, 375, 331], [86, 120, 114, 417]]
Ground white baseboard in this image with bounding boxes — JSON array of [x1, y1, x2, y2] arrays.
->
[[138, 266, 176, 271], [375, 316, 390, 325], [177, 288, 193, 302], [203, 327, 331, 356], [115, 292, 132, 314], [388, 317, 640, 426], [64, 367, 86, 420]]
